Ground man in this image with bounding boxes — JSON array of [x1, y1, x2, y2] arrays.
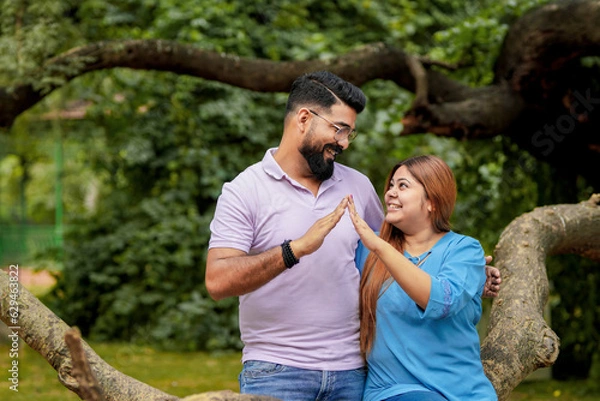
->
[[206, 71, 500, 401]]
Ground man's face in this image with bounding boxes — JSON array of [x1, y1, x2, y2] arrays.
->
[[299, 139, 342, 181], [299, 105, 356, 181]]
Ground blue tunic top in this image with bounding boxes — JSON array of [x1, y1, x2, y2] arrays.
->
[[356, 231, 497, 401]]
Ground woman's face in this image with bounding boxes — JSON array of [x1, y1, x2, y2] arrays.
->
[[384, 165, 432, 233]]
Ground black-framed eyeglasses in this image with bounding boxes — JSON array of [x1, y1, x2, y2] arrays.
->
[[309, 109, 358, 142]]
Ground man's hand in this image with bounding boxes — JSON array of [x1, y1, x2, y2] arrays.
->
[[292, 197, 348, 258], [483, 255, 502, 298]]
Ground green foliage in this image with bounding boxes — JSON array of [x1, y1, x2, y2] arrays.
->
[[0, 0, 84, 90], [548, 255, 600, 381], [45, 69, 282, 350], [0, 107, 99, 226], [428, 0, 553, 85]]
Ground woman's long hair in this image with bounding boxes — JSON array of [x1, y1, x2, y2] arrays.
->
[[359, 155, 457, 360]]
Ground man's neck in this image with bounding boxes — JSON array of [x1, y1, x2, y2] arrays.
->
[[273, 147, 322, 196]]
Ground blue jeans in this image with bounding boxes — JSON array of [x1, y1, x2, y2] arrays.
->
[[239, 360, 366, 401], [385, 391, 448, 401]]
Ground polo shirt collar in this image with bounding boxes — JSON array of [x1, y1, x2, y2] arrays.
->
[[261, 147, 342, 183]]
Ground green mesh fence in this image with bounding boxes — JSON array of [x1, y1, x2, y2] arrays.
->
[[0, 224, 62, 266]]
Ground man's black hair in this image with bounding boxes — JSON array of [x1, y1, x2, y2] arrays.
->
[[285, 71, 366, 116]]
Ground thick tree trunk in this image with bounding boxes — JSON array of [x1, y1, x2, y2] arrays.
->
[[481, 193, 600, 400]]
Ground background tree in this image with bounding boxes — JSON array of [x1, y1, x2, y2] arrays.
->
[[0, 0, 598, 387]]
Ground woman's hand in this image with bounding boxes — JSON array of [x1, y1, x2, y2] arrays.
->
[[347, 194, 384, 252]]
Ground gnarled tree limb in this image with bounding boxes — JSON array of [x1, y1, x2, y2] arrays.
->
[[64, 327, 106, 401], [481, 193, 600, 400], [0, 41, 463, 130], [403, 0, 600, 137]]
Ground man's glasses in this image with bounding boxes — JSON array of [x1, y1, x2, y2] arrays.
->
[[309, 109, 358, 142]]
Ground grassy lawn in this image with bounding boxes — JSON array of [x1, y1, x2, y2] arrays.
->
[[1, 339, 598, 400], [0, 340, 241, 400]]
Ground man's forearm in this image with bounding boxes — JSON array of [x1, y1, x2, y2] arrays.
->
[[205, 246, 288, 300]]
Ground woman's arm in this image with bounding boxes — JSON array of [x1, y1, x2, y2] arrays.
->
[[347, 195, 431, 309]]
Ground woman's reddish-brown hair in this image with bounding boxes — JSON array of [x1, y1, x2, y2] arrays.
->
[[359, 155, 456, 360]]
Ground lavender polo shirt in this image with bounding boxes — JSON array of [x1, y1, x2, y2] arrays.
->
[[209, 148, 384, 370]]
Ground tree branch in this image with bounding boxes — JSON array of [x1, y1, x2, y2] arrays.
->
[[0, 0, 598, 186], [494, 0, 600, 100], [481, 193, 600, 400], [0, 41, 465, 129], [406, 55, 429, 108], [0, 270, 180, 400], [64, 327, 106, 401], [400, 82, 525, 137]]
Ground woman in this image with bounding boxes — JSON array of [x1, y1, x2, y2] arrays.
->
[[347, 155, 497, 401]]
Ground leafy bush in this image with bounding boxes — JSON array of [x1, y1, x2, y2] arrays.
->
[[44, 74, 281, 351]]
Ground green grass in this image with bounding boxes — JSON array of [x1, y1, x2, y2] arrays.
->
[[1, 340, 598, 400], [509, 379, 600, 400], [0, 340, 241, 400]]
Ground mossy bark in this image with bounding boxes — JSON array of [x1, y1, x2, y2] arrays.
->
[[481, 194, 600, 400]]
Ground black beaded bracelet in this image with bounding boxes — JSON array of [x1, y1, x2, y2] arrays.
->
[[281, 239, 299, 268]]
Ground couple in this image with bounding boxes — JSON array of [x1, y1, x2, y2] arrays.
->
[[206, 71, 499, 401]]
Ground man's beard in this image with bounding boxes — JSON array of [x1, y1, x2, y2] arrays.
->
[[299, 142, 343, 182]]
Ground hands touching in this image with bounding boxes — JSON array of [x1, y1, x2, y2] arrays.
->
[[346, 194, 383, 252], [293, 195, 501, 299], [292, 194, 381, 258], [295, 194, 384, 256]]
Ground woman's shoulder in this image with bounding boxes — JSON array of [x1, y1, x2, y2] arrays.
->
[[443, 230, 480, 244], [437, 231, 483, 254]]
